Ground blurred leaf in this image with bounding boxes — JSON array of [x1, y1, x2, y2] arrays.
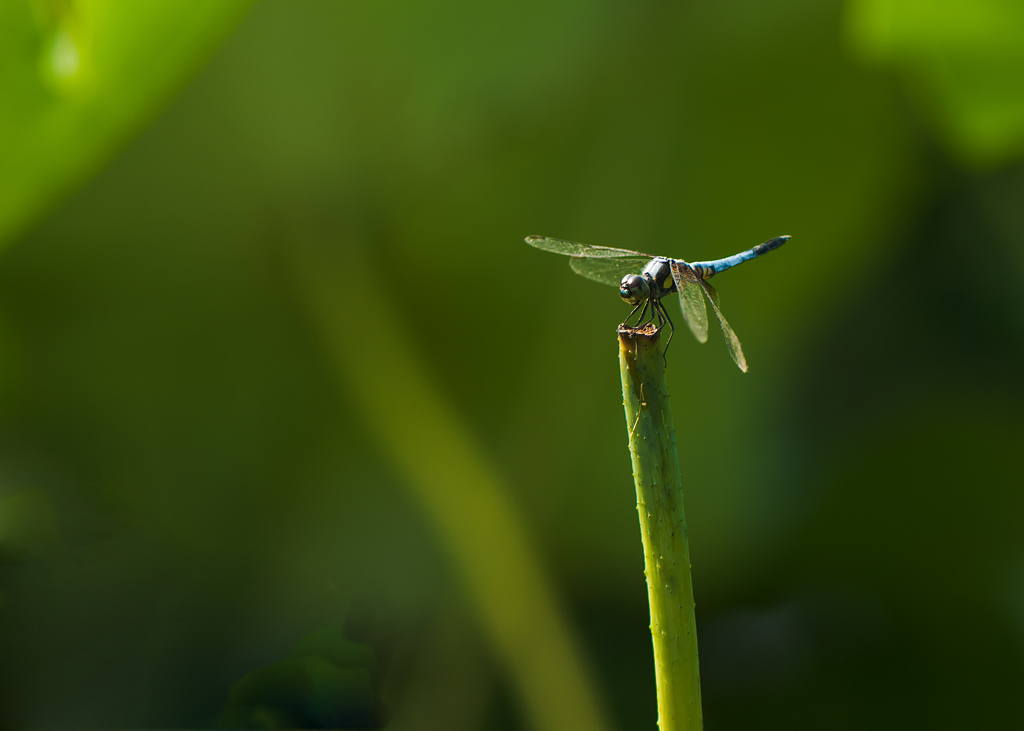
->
[[846, 0, 1024, 166], [0, 0, 252, 247]]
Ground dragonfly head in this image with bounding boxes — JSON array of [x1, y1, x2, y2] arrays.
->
[[619, 274, 650, 305]]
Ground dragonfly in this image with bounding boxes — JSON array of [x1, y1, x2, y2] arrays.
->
[[525, 234, 790, 371]]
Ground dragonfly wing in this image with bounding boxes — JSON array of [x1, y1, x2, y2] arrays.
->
[[525, 236, 651, 258], [669, 261, 708, 343], [700, 279, 748, 372], [569, 256, 652, 287]]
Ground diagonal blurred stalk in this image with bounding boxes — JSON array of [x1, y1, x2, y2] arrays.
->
[[619, 326, 702, 731], [294, 238, 612, 731]]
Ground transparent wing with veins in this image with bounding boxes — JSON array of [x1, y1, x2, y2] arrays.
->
[[669, 260, 709, 343], [699, 279, 747, 372], [568, 256, 655, 286], [526, 236, 654, 287]]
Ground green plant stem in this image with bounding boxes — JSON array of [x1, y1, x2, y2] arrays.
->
[[619, 325, 703, 731]]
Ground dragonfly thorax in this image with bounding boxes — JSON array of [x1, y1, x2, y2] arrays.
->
[[619, 257, 676, 305]]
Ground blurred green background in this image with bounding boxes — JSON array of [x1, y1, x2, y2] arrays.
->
[[2, 0, 1024, 729]]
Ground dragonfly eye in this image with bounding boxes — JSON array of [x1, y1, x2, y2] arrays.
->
[[619, 274, 650, 305]]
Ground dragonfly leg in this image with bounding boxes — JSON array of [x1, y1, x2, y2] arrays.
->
[[623, 300, 644, 328], [631, 300, 650, 328], [657, 299, 674, 362]]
